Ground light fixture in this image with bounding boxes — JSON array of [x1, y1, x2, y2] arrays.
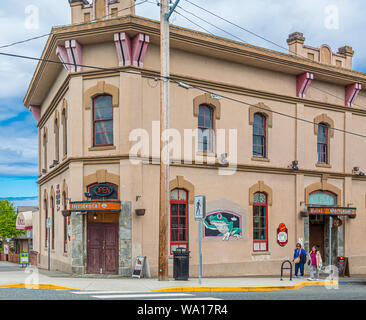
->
[[84, 192, 92, 199], [288, 160, 299, 170], [93, 213, 97, 220], [353, 167, 360, 174], [219, 153, 228, 165]]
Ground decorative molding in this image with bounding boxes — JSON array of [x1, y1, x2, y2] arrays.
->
[[314, 113, 334, 138], [83, 169, 120, 200], [53, 109, 60, 133], [114, 32, 132, 66], [193, 93, 221, 119], [61, 99, 68, 121], [169, 176, 195, 204], [131, 33, 150, 68], [248, 102, 273, 128], [305, 180, 341, 206], [56, 45, 72, 73], [61, 179, 68, 205], [249, 181, 273, 206], [84, 80, 119, 109], [345, 83, 362, 107], [29, 105, 41, 123], [65, 40, 83, 72], [88, 146, 116, 151], [296, 72, 314, 98]]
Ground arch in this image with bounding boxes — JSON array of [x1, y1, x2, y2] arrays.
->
[[43, 189, 48, 204], [84, 81, 119, 110], [62, 179, 68, 206], [53, 110, 60, 133], [320, 45, 332, 65], [83, 169, 120, 200], [169, 176, 195, 204], [49, 186, 55, 208], [42, 126, 48, 143], [61, 99, 68, 121], [249, 102, 273, 128], [193, 93, 221, 120], [305, 180, 341, 206], [314, 114, 334, 138], [249, 181, 273, 206]]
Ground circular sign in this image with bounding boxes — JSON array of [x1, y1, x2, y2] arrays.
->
[[277, 223, 288, 247]]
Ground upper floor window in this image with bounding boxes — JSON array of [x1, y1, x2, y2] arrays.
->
[[198, 104, 214, 153], [44, 198, 48, 247], [62, 109, 67, 157], [317, 123, 329, 164], [55, 118, 59, 162], [253, 113, 266, 158], [93, 95, 113, 146]]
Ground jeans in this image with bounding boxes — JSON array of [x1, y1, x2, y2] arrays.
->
[[295, 262, 304, 276], [310, 265, 319, 279]]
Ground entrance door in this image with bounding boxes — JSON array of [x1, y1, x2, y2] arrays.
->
[[87, 222, 118, 274], [309, 218, 325, 259]]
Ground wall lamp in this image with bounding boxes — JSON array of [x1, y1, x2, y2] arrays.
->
[[288, 160, 299, 170], [352, 167, 365, 176]]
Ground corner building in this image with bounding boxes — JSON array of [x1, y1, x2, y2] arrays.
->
[[25, 0, 366, 276]]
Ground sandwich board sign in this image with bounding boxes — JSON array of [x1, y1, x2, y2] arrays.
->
[[20, 252, 29, 265], [132, 256, 151, 279]]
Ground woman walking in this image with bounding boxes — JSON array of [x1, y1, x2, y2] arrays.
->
[[308, 245, 323, 281], [293, 243, 306, 278]]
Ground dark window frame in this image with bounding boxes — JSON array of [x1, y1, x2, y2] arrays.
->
[[92, 95, 113, 147], [317, 123, 329, 164], [198, 104, 214, 153], [253, 113, 267, 158], [253, 192, 268, 252]]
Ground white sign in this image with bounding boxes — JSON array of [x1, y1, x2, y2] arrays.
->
[[46, 218, 51, 229], [194, 195, 206, 221], [3, 244, 8, 255]]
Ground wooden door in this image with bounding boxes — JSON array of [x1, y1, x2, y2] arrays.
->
[[309, 223, 324, 259], [87, 222, 119, 274]]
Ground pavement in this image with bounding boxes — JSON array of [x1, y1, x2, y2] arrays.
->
[[0, 261, 363, 292]]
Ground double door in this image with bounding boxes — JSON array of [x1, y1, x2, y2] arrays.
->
[[87, 222, 119, 274]]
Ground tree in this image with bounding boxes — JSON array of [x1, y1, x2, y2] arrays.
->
[[0, 200, 25, 240]]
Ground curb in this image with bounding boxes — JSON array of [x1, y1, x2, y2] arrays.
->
[[152, 280, 338, 292], [0, 283, 83, 290]]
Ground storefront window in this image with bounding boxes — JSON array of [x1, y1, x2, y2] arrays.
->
[[309, 191, 336, 206], [253, 192, 268, 252], [170, 189, 188, 254]]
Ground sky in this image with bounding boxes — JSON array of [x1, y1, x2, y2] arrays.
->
[[0, 0, 365, 201]]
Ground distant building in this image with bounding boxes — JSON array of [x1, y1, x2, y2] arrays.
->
[[25, 0, 366, 276]]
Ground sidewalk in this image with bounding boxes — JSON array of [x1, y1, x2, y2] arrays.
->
[[0, 261, 352, 292]]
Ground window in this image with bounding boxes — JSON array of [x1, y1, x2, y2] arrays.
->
[[253, 192, 268, 252], [43, 136, 47, 172], [317, 123, 329, 164], [51, 197, 55, 250], [62, 109, 67, 157], [170, 189, 188, 254], [198, 104, 214, 153], [55, 119, 59, 162], [93, 95, 113, 146], [44, 198, 48, 248], [253, 113, 266, 158]]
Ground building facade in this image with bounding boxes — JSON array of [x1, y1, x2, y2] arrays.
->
[[25, 0, 366, 276]]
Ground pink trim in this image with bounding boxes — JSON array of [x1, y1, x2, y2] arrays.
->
[[131, 33, 150, 68], [16, 226, 32, 230], [56, 45, 71, 73], [29, 105, 41, 122], [345, 83, 362, 107], [296, 72, 314, 98], [114, 32, 132, 66], [65, 40, 83, 72]]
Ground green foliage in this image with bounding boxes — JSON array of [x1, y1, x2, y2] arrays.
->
[[0, 200, 26, 239]]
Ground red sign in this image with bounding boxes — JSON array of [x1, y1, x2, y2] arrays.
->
[[277, 223, 288, 247]]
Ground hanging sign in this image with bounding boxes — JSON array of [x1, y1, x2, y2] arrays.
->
[[277, 223, 288, 247]]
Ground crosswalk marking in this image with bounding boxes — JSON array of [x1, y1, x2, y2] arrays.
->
[[91, 293, 193, 299]]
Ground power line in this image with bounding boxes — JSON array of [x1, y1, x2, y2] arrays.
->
[[2, 49, 366, 140], [0, 0, 148, 50], [174, 10, 215, 36], [182, 0, 366, 111]]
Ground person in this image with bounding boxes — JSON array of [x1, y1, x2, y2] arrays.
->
[[308, 245, 323, 281], [293, 243, 306, 278]]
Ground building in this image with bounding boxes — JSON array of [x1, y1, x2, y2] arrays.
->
[[25, 0, 366, 276], [15, 206, 38, 255]]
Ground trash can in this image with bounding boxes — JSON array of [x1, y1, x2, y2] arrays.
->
[[173, 248, 190, 280]]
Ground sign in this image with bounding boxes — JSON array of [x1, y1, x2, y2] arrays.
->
[[194, 195, 206, 221], [88, 183, 118, 200], [333, 218, 343, 228], [204, 211, 242, 240], [69, 201, 121, 212], [3, 244, 8, 255], [277, 223, 288, 247], [336, 256, 350, 277], [20, 252, 29, 265], [308, 207, 356, 217], [46, 218, 51, 229], [132, 256, 150, 279], [16, 211, 33, 230]]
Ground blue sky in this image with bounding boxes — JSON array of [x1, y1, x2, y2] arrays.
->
[[0, 0, 366, 200]]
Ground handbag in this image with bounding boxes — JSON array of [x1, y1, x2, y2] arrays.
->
[[294, 249, 301, 264]]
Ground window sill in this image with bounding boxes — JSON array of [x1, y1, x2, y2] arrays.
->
[[251, 251, 271, 256], [316, 163, 331, 168], [196, 151, 216, 157], [89, 146, 116, 151], [251, 157, 270, 162]]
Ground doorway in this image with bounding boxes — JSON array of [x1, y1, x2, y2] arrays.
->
[[309, 214, 325, 259], [87, 213, 119, 275]]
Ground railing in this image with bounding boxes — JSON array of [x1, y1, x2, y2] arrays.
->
[[280, 260, 293, 281]]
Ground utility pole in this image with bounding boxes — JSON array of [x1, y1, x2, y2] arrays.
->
[[158, 0, 180, 281]]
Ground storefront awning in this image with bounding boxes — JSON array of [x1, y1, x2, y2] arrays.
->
[[307, 206, 356, 217], [16, 211, 33, 230]]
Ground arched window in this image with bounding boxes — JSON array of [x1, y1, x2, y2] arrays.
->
[[317, 123, 329, 164], [43, 133, 47, 172], [253, 113, 266, 158], [253, 192, 268, 252], [62, 109, 67, 157], [55, 118, 59, 162], [93, 95, 113, 146], [44, 198, 48, 248], [51, 197, 55, 250], [198, 104, 214, 153], [63, 192, 68, 253], [170, 189, 189, 254]]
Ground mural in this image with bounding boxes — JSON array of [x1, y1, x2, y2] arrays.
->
[[204, 211, 242, 240]]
